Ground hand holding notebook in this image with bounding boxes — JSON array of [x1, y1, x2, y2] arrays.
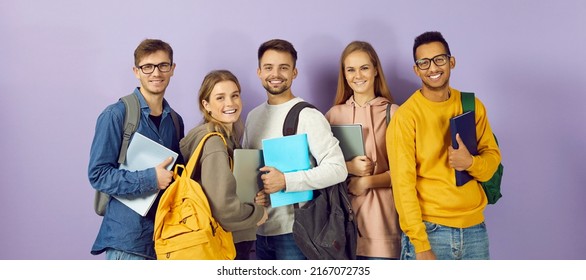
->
[[115, 132, 178, 216], [261, 133, 314, 207], [449, 111, 477, 186]]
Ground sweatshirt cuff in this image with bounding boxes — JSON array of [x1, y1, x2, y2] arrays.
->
[[413, 240, 432, 254], [283, 172, 304, 192], [466, 155, 477, 172]]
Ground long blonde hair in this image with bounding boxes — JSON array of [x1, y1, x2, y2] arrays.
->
[[198, 70, 244, 142], [334, 41, 394, 105]]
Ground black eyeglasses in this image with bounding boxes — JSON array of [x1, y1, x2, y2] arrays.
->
[[137, 62, 172, 74], [415, 54, 451, 70]]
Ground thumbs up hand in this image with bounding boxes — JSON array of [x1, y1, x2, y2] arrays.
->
[[155, 157, 174, 190], [448, 133, 473, 171]]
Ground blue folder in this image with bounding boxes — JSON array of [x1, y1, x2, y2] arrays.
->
[[450, 111, 478, 186], [261, 133, 313, 207]]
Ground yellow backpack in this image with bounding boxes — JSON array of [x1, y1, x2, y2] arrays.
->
[[153, 132, 236, 260]]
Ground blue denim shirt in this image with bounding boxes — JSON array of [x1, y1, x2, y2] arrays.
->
[[88, 88, 184, 259]]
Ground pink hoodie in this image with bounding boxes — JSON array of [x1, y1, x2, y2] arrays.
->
[[326, 96, 401, 259]]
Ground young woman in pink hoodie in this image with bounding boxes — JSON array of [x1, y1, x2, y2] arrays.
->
[[325, 41, 401, 260]]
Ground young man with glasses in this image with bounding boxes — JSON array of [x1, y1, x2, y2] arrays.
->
[[386, 31, 501, 260], [88, 39, 184, 260]]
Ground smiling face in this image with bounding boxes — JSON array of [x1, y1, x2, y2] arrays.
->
[[133, 50, 175, 97], [257, 49, 297, 97], [343, 50, 377, 98], [202, 80, 242, 126], [413, 41, 455, 94]]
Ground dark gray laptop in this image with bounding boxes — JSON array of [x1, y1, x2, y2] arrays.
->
[[330, 124, 365, 161], [233, 149, 264, 203]]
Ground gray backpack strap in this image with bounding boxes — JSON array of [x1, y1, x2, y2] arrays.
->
[[118, 94, 180, 163], [386, 103, 391, 125], [118, 93, 141, 164], [95, 92, 140, 216]]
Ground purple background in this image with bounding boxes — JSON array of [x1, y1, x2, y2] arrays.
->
[[1, 1, 585, 260]]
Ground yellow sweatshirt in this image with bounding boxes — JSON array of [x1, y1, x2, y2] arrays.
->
[[386, 88, 501, 253]]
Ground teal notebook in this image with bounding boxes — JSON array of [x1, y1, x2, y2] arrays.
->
[[261, 133, 313, 207]]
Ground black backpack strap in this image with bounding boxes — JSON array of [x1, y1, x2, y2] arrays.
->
[[283, 101, 318, 209], [283, 101, 317, 136], [118, 93, 140, 164]]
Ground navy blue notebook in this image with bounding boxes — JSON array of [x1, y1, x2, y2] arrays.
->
[[450, 111, 478, 186]]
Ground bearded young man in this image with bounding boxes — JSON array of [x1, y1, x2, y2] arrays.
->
[[242, 39, 347, 260]]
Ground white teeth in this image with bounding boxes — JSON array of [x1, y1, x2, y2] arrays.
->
[[269, 80, 282, 84], [223, 109, 236, 114], [430, 74, 441, 79]]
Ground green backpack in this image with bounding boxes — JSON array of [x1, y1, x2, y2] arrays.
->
[[461, 92, 503, 204]]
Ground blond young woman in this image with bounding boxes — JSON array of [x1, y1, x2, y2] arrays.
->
[[180, 70, 267, 260], [325, 41, 401, 260]]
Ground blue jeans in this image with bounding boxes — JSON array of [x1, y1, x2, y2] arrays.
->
[[105, 248, 148, 260], [401, 221, 489, 260], [255, 233, 307, 260]]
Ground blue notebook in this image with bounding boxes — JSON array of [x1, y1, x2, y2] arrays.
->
[[261, 133, 313, 207], [450, 111, 478, 186]]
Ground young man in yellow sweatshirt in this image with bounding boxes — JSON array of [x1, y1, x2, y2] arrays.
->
[[386, 31, 501, 260]]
